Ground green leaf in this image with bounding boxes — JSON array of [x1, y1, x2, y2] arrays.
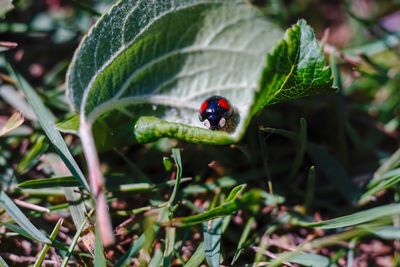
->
[[66, 0, 331, 147], [165, 186, 261, 227], [203, 217, 223, 267], [0, 190, 51, 244], [56, 115, 79, 135], [225, 184, 246, 202], [251, 19, 332, 114], [293, 204, 400, 229], [18, 176, 79, 189], [279, 252, 330, 267], [17, 135, 49, 174], [6, 65, 90, 191]]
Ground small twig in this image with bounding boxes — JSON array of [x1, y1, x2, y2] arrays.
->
[[0, 41, 18, 50], [266, 237, 297, 252], [0, 253, 57, 265], [14, 199, 50, 213], [0, 73, 17, 85], [252, 247, 294, 266], [324, 44, 362, 66]]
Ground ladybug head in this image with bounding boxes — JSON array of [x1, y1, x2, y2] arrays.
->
[[203, 113, 226, 130]]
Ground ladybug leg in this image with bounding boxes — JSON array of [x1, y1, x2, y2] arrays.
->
[[198, 113, 204, 122], [228, 108, 233, 117], [218, 118, 226, 128], [203, 119, 211, 129]]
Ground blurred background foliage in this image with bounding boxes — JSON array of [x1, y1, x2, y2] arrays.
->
[[1, 0, 400, 266]]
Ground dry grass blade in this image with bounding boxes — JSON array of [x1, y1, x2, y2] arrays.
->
[[0, 112, 23, 137]]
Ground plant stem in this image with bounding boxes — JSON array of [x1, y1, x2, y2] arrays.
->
[[80, 120, 114, 246]]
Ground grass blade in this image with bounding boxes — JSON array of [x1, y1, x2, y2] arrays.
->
[[0, 112, 24, 136], [2, 222, 37, 240], [268, 226, 381, 267], [360, 172, 400, 204], [203, 217, 223, 267], [95, 222, 106, 267], [184, 242, 205, 267], [0, 256, 9, 267], [18, 176, 79, 189], [183, 176, 237, 195], [231, 216, 255, 265], [149, 247, 163, 267], [115, 234, 146, 267], [260, 127, 360, 202], [0, 190, 51, 244], [17, 135, 49, 174], [43, 153, 90, 242], [374, 147, 400, 180], [373, 226, 400, 239], [6, 64, 90, 191], [288, 118, 307, 180], [110, 177, 191, 193], [305, 166, 316, 213], [279, 252, 330, 267], [60, 216, 88, 267], [163, 227, 176, 267], [166, 187, 261, 227], [116, 208, 168, 266], [167, 148, 183, 207], [294, 204, 400, 229], [0, 85, 37, 121], [33, 218, 63, 267]]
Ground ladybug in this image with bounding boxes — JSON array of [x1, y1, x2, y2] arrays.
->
[[199, 95, 233, 130]]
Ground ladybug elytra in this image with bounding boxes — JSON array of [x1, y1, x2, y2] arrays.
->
[[199, 95, 233, 130]]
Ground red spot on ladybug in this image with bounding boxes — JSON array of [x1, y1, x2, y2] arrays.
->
[[200, 100, 208, 114], [198, 96, 233, 130], [218, 98, 230, 110]]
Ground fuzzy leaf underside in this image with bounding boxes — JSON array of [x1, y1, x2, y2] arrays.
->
[[66, 0, 332, 147]]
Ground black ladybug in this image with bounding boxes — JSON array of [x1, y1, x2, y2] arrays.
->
[[198, 95, 233, 130]]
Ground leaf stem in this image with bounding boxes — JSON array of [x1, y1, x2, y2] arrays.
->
[[80, 121, 114, 246]]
